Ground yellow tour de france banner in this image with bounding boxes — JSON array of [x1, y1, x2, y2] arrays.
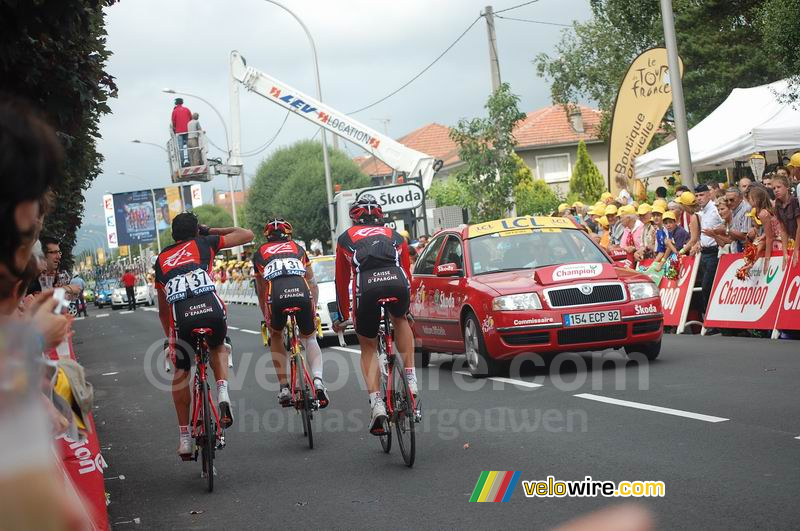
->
[[608, 48, 684, 199]]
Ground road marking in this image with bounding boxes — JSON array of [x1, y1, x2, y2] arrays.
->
[[330, 346, 360, 354], [74, 316, 85, 321], [795, 435, 800, 440], [102, 371, 119, 376], [453, 371, 541, 388], [144, 308, 158, 312], [227, 326, 239, 330], [574, 393, 729, 423], [240, 329, 260, 335], [120, 310, 134, 314], [488, 376, 542, 389], [95, 313, 109, 318]]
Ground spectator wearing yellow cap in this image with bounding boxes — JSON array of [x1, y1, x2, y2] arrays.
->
[[635, 203, 656, 261], [557, 202, 571, 217], [600, 191, 614, 205], [598, 215, 610, 249], [618, 204, 643, 263], [653, 210, 691, 271], [672, 190, 701, 252], [604, 204, 624, 247]]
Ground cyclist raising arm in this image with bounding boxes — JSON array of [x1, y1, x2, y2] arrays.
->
[[155, 213, 254, 457], [253, 219, 329, 408], [333, 195, 416, 435]]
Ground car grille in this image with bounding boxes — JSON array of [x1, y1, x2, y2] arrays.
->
[[500, 332, 550, 346], [557, 324, 627, 345], [546, 283, 625, 308], [633, 320, 662, 335]]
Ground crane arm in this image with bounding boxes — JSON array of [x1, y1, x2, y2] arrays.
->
[[230, 51, 439, 188]]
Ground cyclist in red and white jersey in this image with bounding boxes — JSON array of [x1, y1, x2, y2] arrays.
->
[[154, 212, 253, 456], [333, 195, 416, 435], [252, 218, 329, 408]]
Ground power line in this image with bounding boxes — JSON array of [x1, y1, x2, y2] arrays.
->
[[495, 14, 571, 27], [347, 15, 482, 115], [494, 0, 540, 15], [240, 110, 290, 158]]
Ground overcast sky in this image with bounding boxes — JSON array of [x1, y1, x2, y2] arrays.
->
[[78, 0, 592, 250]]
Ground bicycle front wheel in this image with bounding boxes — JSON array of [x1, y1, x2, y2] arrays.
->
[[391, 358, 415, 467], [201, 380, 215, 491], [302, 386, 314, 449], [378, 340, 392, 453]]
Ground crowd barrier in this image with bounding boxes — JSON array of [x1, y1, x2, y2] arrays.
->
[[48, 336, 109, 531], [216, 280, 258, 306]]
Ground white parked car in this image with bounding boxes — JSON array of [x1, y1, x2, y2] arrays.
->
[[311, 255, 354, 339], [111, 281, 156, 309]]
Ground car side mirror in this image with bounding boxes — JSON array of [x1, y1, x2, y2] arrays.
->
[[435, 263, 463, 277]]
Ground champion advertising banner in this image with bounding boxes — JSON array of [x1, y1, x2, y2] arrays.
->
[[703, 251, 787, 330], [608, 48, 683, 197], [775, 257, 800, 330], [638, 255, 698, 329]]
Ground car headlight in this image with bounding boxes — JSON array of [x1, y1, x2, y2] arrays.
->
[[628, 282, 658, 300], [492, 293, 542, 311]]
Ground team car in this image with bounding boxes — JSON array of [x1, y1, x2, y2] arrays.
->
[[410, 216, 663, 377], [310, 255, 355, 339]]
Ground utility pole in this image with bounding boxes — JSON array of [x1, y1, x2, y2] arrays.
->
[[659, 0, 695, 189], [484, 5, 502, 92]]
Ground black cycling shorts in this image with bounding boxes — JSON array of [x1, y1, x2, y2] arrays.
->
[[172, 293, 227, 371], [268, 275, 315, 336], [353, 266, 410, 338]]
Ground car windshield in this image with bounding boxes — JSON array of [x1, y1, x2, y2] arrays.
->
[[311, 259, 335, 283], [468, 228, 610, 275], [99, 280, 119, 290]]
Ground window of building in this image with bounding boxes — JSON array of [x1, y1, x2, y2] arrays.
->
[[535, 153, 572, 184]]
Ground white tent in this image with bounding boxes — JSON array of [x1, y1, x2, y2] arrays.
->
[[634, 79, 800, 179]]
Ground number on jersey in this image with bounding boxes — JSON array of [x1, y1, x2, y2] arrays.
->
[[262, 257, 306, 281]]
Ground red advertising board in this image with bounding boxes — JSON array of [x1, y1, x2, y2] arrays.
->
[[703, 251, 786, 330], [774, 256, 800, 330], [638, 255, 698, 328]]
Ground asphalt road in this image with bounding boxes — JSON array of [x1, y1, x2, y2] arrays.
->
[[72, 303, 800, 530]]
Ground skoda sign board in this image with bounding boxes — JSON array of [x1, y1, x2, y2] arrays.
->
[[356, 183, 424, 213]]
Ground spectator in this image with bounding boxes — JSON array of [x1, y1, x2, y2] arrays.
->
[[597, 215, 610, 248], [708, 181, 724, 199], [675, 185, 690, 195], [600, 191, 614, 205], [0, 96, 86, 530], [655, 186, 668, 202], [744, 184, 775, 276], [170, 98, 192, 167], [771, 174, 800, 268], [738, 177, 752, 195], [604, 205, 624, 246], [121, 269, 137, 311], [618, 205, 642, 264], [70, 272, 88, 317], [653, 210, 690, 271], [762, 174, 773, 189], [673, 191, 701, 251], [416, 234, 429, 253], [635, 203, 656, 262], [723, 187, 752, 253], [709, 197, 734, 255], [615, 173, 631, 205], [187, 112, 202, 166], [695, 184, 724, 320]]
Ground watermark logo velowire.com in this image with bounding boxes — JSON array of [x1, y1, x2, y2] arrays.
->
[[469, 471, 521, 503]]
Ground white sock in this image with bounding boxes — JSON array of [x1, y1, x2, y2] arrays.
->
[[300, 335, 323, 380], [178, 425, 190, 437], [217, 380, 229, 401], [405, 367, 417, 381], [369, 391, 382, 408]]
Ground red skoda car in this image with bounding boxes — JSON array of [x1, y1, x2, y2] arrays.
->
[[410, 216, 663, 376]]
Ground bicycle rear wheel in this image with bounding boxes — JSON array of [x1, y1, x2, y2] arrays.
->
[[378, 338, 392, 453], [391, 358, 415, 467], [201, 380, 215, 491], [302, 386, 314, 449]]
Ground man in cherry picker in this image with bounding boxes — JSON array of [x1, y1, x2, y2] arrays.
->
[[170, 98, 192, 167], [333, 195, 417, 435], [252, 218, 329, 409]]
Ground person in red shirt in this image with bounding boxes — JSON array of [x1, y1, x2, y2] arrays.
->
[[170, 98, 192, 167], [121, 269, 137, 311], [333, 195, 416, 435]]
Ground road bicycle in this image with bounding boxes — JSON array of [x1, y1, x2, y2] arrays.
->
[[261, 310, 319, 449], [181, 328, 225, 491], [375, 297, 421, 467]]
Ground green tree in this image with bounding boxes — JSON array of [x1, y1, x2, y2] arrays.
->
[[568, 140, 605, 203], [449, 83, 527, 222], [427, 178, 475, 210], [535, 0, 784, 138], [246, 140, 370, 246], [154, 205, 233, 249], [759, 0, 800, 102], [513, 156, 561, 216], [0, 0, 118, 269]]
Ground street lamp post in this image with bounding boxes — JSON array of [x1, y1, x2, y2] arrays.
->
[[262, 0, 337, 249], [118, 171, 162, 251]]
